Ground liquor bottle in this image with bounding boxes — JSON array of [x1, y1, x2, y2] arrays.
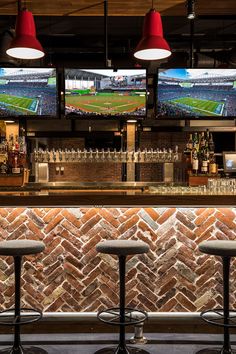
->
[[205, 129, 210, 143], [2, 137, 8, 154], [12, 154, 21, 174], [187, 133, 193, 151], [192, 148, 199, 175], [8, 134, 14, 151], [0, 135, 4, 154], [209, 152, 217, 175], [184, 136, 192, 175], [208, 133, 215, 152], [0, 159, 8, 174], [19, 135, 27, 154], [14, 135, 19, 152], [199, 132, 206, 150], [201, 149, 208, 174], [192, 132, 199, 151]]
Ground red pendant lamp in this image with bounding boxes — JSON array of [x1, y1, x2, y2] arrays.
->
[[134, 6, 171, 61], [6, 6, 44, 60]]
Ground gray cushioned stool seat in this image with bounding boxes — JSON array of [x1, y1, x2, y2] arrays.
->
[[199, 240, 236, 257], [0, 240, 45, 256], [96, 240, 149, 256]]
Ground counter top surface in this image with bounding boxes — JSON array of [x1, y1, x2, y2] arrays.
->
[[0, 182, 234, 206], [0, 189, 234, 207], [0, 182, 167, 191]]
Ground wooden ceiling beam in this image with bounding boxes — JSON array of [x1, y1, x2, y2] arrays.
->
[[0, 0, 234, 16]]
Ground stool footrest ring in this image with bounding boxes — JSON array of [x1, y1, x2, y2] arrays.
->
[[0, 346, 48, 354], [200, 308, 236, 328], [0, 307, 42, 326], [97, 307, 148, 326]]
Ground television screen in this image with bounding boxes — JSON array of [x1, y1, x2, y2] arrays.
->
[[223, 152, 236, 173], [0, 68, 57, 118], [64, 69, 146, 118], [157, 68, 236, 119]]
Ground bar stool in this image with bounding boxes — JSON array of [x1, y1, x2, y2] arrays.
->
[[196, 240, 236, 354], [95, 239, 150, 354], [0, 240, 47, 354]]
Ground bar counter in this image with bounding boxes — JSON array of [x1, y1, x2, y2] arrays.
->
[[0, 182, 235, 206], [0, 182, 235, 315]]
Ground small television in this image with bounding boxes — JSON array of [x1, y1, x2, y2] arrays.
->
[[223, 151, 236, 174], [0, 68, 58, 118], [157, 68, 236, 119], [64, 68, 147, 118]]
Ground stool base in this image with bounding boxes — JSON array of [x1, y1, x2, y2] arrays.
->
[[196, 348, 236, 354], [94, 345, 149, 354], [0, 346, 48, 354]]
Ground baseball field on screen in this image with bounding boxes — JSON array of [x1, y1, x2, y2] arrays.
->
[[65, 92, 145, 115]]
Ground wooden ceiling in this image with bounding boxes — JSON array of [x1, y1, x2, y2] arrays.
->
[[0, 0, 235, 16]]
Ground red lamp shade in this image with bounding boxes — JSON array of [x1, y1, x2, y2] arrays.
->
[[134, 9, 171, 61], [6, 9, 44, 60]]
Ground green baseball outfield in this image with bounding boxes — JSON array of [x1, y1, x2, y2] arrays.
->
[[167, 97, 224, 116], [0, 94, 38, 115], [65, 92, 146, 114]]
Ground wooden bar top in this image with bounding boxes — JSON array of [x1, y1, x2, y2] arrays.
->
[[0, 190, 234, 207]]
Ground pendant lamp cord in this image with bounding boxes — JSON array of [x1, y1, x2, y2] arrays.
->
[[152, 0, 154, 9], [104, 0, 108, 68], [17, 0, 21, 12]]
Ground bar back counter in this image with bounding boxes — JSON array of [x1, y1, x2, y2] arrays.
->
[[0, 182, 235, 326]]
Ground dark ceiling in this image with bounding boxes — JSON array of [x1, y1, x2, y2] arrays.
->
[[0, 0, 235, 67]]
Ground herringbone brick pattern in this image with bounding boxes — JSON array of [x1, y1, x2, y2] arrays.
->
[[0, 207, 235, 312]]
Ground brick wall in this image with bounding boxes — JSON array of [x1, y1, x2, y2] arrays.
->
[[46, 138, 122, 182], [0, 207, 235, 313], [138, 164, 163, 182], [49, 163, 122, 182], [139, 132, 187, 182], [140, 131, 187, 150]]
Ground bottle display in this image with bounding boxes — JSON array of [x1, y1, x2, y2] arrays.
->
[[0, 132, 27, 175], [185, 130, 218, 176]]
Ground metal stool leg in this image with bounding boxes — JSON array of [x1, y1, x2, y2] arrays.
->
[[95, 255, 149, 354], [114, 255, 128, 354], [222, 256, 231, 354], [196, 257, 236, 354], [12, 256, 24, 354], [0, 256, 47, 354]]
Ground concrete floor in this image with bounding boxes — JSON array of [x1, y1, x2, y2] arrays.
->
[[0, 333, 235, 354]]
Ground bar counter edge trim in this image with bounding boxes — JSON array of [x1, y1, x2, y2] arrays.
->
[[0, 194, 235, 207]]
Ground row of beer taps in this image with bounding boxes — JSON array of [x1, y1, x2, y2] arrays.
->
[[33, 146, 181, 163]]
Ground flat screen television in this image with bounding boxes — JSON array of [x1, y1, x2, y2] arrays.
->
[[64, 69, 147, 118], [223, 151, 236, 173], [0, 68, 58, 118], [157, 68, 236, 119]]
